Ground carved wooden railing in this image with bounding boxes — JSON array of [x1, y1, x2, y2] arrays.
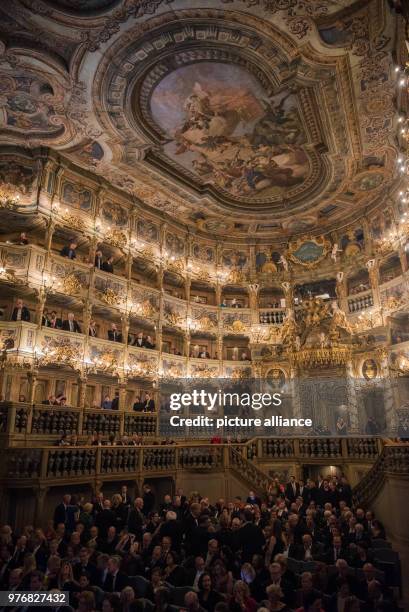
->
[[1, 438, 387, 491], [229, 446, 275, 492], [1, 403, 158, 439], [353, 443, 409, 507]]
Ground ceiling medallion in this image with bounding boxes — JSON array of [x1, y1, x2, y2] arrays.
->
[[148, 61, 311, 204], [287, 235, 330, 268]]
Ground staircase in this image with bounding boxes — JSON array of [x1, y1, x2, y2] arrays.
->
[[229, 446, 275, 494]]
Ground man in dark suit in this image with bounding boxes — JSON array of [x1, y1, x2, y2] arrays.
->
[[102, 256, 114, 273], [246, 490, 262, 507], [238, 509, 265, 562], [142, 483, 155, 515], [102, 556, 128, 592], [62, 312, 81, 333], [108, 323, 122, 342], [48, 311, 62, 329], [133, 396, 144, 411], [267, 562, 295, 606], [95, 500, 116, 539], [73, 548, 98, 584], [120, 485, 132, 511], [156, 511, 183, 552], [299, 480, 310, 504], [60, 241, 77, 259], [285, 476, 299, 503], [133, 332, 146, 348], [298, 534, 323, 561], [143, 392, 155, 412], [324, 534, 349, 565], [127, 498, 144, 541], [94, 249, 103, 270], [11, 298, 30, 322], [53, 494, 73, 529], [110, 392, 119, 411]]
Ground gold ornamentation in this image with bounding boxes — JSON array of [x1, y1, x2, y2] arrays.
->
[[60, 273, 82, 296], [39, 344, 79, 368], [164, 311, 185, 327], [140, 299, 157, 318], [383, 295, 403, 311], [128, 359, 157, 377], [191, 365, 216, 378], [166, 364, 184, 377], [89, 350, 119, 374], [228, 268, 244, 284], [0, 187, 20, 209], [140, 246, 155, 259], [292, 345, 351, 368], [230, 367, 250, 380], [60, 211, 86, 231], [0, 265, 24, 285], [195, 269, 211, 283], [226, 319, 247, 333], [104, 229, 128, 248], [280, 309, 299, 346], [166, 258, 184, 273], [98, 288, 124, 307], [197, 315, 217, 332]]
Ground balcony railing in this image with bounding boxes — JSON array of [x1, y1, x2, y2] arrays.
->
[[1, 402, 157, 439], [1, 438, 384, 486], [347, 290, 374, 313]]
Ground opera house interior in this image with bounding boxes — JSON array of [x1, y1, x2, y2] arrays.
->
[[0, 0, 409, 610]]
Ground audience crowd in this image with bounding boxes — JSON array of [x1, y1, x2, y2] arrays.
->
[[0, 475, 401, 612]]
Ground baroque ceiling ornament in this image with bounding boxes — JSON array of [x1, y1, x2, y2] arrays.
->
[[0, 0, 403, 240]]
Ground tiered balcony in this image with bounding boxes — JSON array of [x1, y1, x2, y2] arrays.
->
[[1, 437, 383, 488], [0, 402, 157, 441]]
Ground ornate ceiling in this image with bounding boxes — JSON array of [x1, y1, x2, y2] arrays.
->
[[0, 0, 405, 240]]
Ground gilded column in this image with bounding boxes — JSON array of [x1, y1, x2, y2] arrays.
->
[[35, 286, 47, 328], [77, 374, 87, 409], [336, 271, 348, 313], [27, 369, 38, 404], [345, 359, 359, 433], [366, 259, 380, 307], [248, 283, 260, 324], [281, 281, 293, 309]]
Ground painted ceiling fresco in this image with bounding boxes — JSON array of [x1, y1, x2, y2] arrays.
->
[[150, 62, 309, 200], [0, 0, 405, 239]]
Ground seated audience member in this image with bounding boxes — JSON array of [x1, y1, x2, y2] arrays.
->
[[94, 249, 103, 269], [198, 572, 223, 611], [62, 312, 81, 333], [60, 241, 77, 259], [240, 352, 248, 361], [199, 349, 210, 359], [18, 232, 29, 245], [11, 298, 30, 322], [111, 391, 120, 411], [42, 310, 51, 327], [48, 311, 62, 329], [133, 395, 144, 412], [102, 395, 112, 410], [133, 332, 145, 348], [89, 320, 98, 337], [108, 323, 122, 342], [143, 392, 155, 412], [102, 256, 114, 274], [42, 395, 57, 405], [231, 298, 241, 308], [0, 474, 400, 612], [145, 335, 155, 349]]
